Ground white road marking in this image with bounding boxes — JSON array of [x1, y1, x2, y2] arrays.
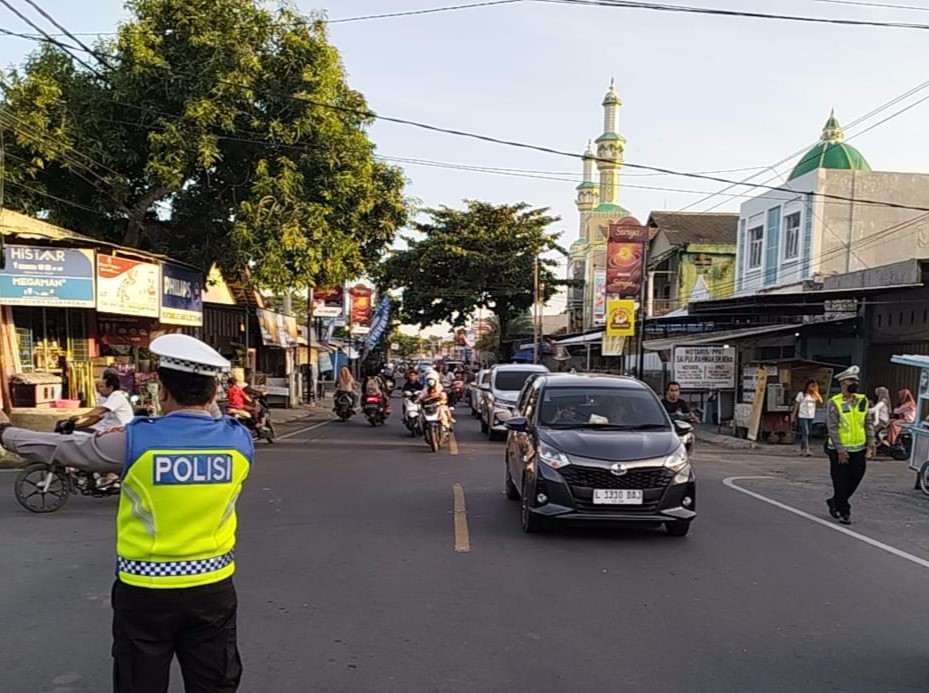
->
[[452, 483, 471, 553], [275, 419, 333, 440], [723, 476, 929, 571]]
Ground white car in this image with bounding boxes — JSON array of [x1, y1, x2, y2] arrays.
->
[[469, 369, 489, 416], [480, 364, 549, 441]]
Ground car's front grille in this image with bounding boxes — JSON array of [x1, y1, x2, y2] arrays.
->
[[560, 465, 672, 513], [559, 465, 672, 490]]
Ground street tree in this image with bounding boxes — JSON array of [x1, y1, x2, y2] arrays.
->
[[0, 0, 407, 291], [378, 201, 561, 344], [388, 330, 423, 359]]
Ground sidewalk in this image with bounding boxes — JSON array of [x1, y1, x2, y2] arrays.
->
[[695, 423, 812, 456]]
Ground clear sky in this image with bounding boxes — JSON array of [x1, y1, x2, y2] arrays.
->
[[2, 0, 929, 322]]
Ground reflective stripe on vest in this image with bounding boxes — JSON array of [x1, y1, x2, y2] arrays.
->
[[827, 393, 868, 452], [117, 413, 254, 589]]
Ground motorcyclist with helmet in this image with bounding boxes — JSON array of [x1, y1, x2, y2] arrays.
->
[[420, 370, 453, 429]]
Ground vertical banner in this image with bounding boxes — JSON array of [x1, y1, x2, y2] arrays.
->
[[605, 221, 649, 298], [348, 284, 374, 328], [592, 270, 607, 324]]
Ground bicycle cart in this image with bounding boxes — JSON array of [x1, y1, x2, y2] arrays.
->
[[889, 354, 929, 495]]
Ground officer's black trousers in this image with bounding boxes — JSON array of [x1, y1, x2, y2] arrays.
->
[[826, 448, 867, 516], [112, 577, 242, 693]]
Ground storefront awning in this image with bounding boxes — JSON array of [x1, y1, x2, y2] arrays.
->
[[643, 323, 806, 352], [552, 330, 604, 346]]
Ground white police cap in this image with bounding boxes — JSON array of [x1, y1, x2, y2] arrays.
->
[[150, 334, 230, 377], [835, 365, 860, 382]]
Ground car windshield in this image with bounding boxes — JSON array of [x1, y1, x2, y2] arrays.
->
[[494, 370, 539, 392], [536, 386, 670, 430]]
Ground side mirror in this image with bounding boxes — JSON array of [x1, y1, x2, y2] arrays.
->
[[673, 420, 693, 436], [505, 416, 529, 433]]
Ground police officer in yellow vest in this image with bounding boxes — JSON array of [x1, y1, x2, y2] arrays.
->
[[0, 334, 254, 692], [825, 365, 874, 525]]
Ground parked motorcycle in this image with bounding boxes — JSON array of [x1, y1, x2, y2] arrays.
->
[[421, 401, 448, 452], [363, 393, 387, 427], [402, 393, 422, 437], [334, 391, 356, 422], [875, 427, 911, 461], [13, 416, 120, 514]]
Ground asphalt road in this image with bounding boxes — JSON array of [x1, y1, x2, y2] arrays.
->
[[1, 405, 928, 692]]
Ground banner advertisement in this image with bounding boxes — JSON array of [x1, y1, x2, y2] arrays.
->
[[606, 299, 636, 337], [97, 255, 160, 317], [365, 297, 392, 350], [349, 284, 374, 327], [312, 286, 344, 318], [601, 335, 626, 357], [672, 346, 736, 390], [160, 263, 203, 326], [592, 270, 607, 324], [0, 245, 95, 307], [605, 222, 649, 298], [257, 308, 299, 348]]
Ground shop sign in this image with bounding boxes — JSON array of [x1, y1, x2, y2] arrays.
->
[[98, 316, 153, 346], [672, 346, 736, 389], [348, 284, 374, 327], [161, 263, 203, 326], [257, 308, 299, 348], [312, 286, 344, 318], [606, 299, 636, 337], [605, 221, 649, 298], [0, 245, 95, 307], [97, 255, 160, 317]]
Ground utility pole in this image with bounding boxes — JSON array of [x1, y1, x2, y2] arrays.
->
[[533, 255, 540, 365]]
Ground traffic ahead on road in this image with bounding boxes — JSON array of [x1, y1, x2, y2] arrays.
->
[[2, 364, 929, 692]]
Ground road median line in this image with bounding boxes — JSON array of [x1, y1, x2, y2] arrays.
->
[[453, 483, 470, 553]]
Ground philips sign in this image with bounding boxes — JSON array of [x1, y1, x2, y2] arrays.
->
[[153, 454, 233, 485]]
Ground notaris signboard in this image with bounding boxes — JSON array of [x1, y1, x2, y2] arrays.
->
[[0, 245, 95, 307], [673, 346, 736, 390]]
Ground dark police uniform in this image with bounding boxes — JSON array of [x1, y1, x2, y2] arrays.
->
[[0, 334, 254, 692]]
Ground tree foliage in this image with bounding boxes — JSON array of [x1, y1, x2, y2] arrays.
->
[[378, 201, 561, 343], [0, 0, 407, 290], [387, 330, 423, 359]]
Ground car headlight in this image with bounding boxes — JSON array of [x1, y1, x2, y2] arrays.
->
[[538, 441, 571, 469], [664, 447, 692, 483]]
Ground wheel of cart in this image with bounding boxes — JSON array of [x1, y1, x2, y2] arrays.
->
[[889, 354, 929, 496]]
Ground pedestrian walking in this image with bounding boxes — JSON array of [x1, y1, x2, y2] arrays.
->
[[824, 365, 874, 525], [0, 334, 254, 692]]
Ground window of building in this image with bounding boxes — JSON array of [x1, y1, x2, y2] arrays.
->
[[783, 212, 800, 260], [748, 226, 764, 269]]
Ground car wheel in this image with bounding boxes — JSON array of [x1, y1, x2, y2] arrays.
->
[[665, 520, 691, 537], [480, 417, 488, 434], [521, 476, 545, 533], [505, 464, 519, 500]]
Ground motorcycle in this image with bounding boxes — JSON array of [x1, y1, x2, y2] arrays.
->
[[402, 393, 422, 437], [421, 401, 448, 452], [875, 426, 911, 461], [448, 379, 466, 408], [334, 391, 356, 422], [13, 416, 120, 514], [228, 387, 275, 444], [363, 393, 387, 427]]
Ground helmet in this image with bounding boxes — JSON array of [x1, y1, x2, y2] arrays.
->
[[426, 376, 438, 388]]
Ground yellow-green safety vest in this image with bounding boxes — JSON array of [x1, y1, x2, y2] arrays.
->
[[827, 392, 868, 452], [116, 412, 254, 589]]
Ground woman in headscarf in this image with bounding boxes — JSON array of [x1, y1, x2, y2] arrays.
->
[[335, 366, 357, 410], [887, 388, 916, 446], [869, 386, 892, 439]]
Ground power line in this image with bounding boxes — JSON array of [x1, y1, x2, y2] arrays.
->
[[328, 0, 524, 23], [542, 0, 929, 30], [0, 0, 103, 77], [18, 0, 113, 68], [808, 0, 929, 12]]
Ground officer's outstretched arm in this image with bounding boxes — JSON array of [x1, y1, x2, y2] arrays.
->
[[2, 427, 126, 473]]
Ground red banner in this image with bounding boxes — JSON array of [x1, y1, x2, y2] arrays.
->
[[605, 220, 649, 298], [348, 284, 374, 327]]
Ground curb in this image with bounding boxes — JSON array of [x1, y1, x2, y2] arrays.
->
[[697, 430, 760, 451]]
